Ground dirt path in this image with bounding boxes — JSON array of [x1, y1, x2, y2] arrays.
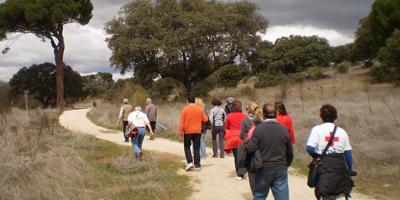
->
[[59, 108, 373, 200]]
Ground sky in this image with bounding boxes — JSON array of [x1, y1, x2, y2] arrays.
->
[[0, 0, 375, 82]]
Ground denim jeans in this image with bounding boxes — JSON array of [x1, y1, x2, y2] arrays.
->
[[131, 128, 146, 159], [200, 132, 206, 158], [253, 168, 289, 200]]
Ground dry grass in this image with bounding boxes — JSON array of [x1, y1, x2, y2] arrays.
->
[[0, 108, 190, 200]]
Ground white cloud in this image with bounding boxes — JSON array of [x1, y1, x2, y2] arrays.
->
[[262, 24, 353, 46]]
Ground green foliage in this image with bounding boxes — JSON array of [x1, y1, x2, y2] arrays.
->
[[115, 83, 149, 107], [304, 66, 325, 80], [336, 61, 351, 74], [82, 72, 114, 98], [254, 73, 285, 88], [214, 65, 249, 87], [9, 62, 83, 107], [354, 0, 400, 61], [333, 44, 354, 63], [250, 35, 334, 75], [151, 78, 184, 101], [371, 29, 400, 84], [105, 0, 268, 95]]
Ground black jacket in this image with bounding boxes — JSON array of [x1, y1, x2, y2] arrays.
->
[[247, 120, 293, 169], [237, 142, 263, 177]]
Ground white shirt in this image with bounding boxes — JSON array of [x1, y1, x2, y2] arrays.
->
[[307, 123, 352, 154], [127, 110, 150, 127], [209, 106, 226, 126]]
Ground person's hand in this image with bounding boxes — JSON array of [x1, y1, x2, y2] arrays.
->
[[178, 135, 183, 143], [149, 131, 155, 140]]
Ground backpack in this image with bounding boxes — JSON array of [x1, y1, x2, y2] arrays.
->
[[245, 119, 256, 141]]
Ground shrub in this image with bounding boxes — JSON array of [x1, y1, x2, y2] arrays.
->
[[193, 74, 218, 97], [151, 78, 183, 101], [215, 64, 249, 87], [116, 83, 149, 107], [254, 73, 285, 88], [305, 66, 325, 80], [370, 61, 394, 83], [336, 62, 351, 74]]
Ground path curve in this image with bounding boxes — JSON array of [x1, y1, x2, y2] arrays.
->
[[59, 108, 373, 200]]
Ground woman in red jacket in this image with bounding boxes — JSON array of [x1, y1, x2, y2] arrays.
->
[[275, 101, 296, 144], [225, 100, 247, 181]]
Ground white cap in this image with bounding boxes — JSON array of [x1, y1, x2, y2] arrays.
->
[[135, 106, 142, 111]]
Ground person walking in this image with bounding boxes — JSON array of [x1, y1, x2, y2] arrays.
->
[[225, 100, 247, 181], [247, 104, 293, 200], [225, 97, 234, 115], [118, 98, 133, 142], [145, 97, 157, 140], [127, 106, 154, 160], [306, 104, 354, 200], [195, 97, 209, 159], [275, 101, 296, 144], [178, 96, 209, 171], [209, 97, 226, 158], [240, 101, 263, 192]]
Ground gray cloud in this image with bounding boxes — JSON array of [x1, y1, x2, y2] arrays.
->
[[252, 0, 374, 37]]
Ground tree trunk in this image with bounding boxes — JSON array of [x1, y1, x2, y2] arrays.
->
[[54, 28, 65, 110]]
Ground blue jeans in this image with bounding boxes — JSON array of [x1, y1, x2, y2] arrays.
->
[[200, 132, 206, 158], [131, 128, 146, 158], [253, 168, 289, 200]]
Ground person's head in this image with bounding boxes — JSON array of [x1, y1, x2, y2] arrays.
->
[[211, 97, 222, 106], [146, 98, 152, 105], [187, 96, 195, 104], [195, 97, 205, 109], [135, 106, 142, 111], [274, 101, 288, 115], [123, 98, 129, 104], [262, 103, 276, 119], [320, 104, 337, 123], [227, 97, 234, 104], [247, 101, 262, 121], [231, 100, 242, 113]]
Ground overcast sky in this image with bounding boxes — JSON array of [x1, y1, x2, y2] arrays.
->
[[0, 0, 374, 82]]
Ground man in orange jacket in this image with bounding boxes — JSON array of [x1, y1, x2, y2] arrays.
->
[[179, 96, 209, 171]]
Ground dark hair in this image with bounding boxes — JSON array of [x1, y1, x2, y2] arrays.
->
[[211, 97, 222, 106], [187, 96, 195, 103], [274, 101, 288, 115], [320, 104, 338, 123], [263, 103, 276, 119], [231, 100, 242, 112]]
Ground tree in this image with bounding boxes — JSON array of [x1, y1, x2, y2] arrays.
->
[[250, 35, 333, 75], [370, 29, 400, 84], [105, 0, 267, 95], [9, 62, 83, 107], [0, 0, 93, 109], [354, 0, 400, 61], [82, 72, 114, 97]]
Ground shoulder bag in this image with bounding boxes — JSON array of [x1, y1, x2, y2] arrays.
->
[[307, 125, 338, 188]]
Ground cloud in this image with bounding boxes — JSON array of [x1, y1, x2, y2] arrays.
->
[[262, 25, 353, 46]]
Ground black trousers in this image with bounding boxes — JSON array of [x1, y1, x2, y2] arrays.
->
[[184, 134, 201, 168], [122, 121, 129, 140], [232, 148, 240, 176]]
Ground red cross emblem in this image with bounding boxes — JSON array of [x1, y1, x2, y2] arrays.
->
[[325, 132, 339, 146]]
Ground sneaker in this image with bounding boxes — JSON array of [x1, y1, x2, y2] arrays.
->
[[212, 154, 218, 158], [235, 176, 243, 181], [124, 139, 129, 143], [194, 167, 201, 172], [139, 152, 143, 161], [185, 163, 194, 171]]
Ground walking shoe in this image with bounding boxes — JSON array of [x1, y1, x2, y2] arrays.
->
[[124, 139, 129, 143], [220, 155, 224, 158], [194, 167, 201, 172], [139, 152, 143, 161], [212, 154, 218, 158], [185, 163, 194, 171], [235, 176, 243, 181]]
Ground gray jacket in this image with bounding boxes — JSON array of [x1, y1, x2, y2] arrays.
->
[[209, 106, 226, 127]]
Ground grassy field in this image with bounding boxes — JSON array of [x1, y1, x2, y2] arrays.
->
[[0, 108, 191, 200], [86, 65, 400, 199]]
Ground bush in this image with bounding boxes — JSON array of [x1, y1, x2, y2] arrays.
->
[[254, 73, 285, 88], [151, 78, 183, 101], [370, 61, 395, 83], [336, 62, 351, 74], [193, 74, 218, 96], [115, 83, 149, 107], [305, 66, 325, 80], [215, 64, 249, 87]]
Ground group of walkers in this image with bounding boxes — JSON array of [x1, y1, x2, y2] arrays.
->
[[118, 95, 355, 200], [118, 98, 157, 160]]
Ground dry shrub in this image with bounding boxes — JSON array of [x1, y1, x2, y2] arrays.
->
[[88, 101, 120, 130]]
